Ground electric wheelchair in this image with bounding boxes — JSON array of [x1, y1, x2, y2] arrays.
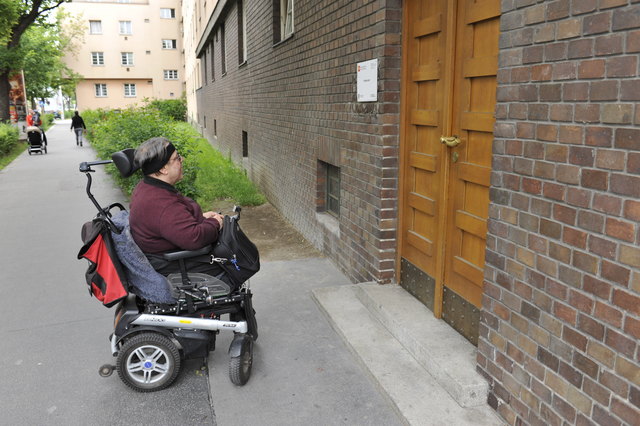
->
[[78, 149, 258, 392]]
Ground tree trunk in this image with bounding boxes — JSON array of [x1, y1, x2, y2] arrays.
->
[[0, 70, 10, 122]]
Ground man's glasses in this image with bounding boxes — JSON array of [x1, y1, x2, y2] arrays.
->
[[172, 153, 183, 163]]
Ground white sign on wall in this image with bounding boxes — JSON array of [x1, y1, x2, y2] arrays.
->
[[357, 59, 378, 102]]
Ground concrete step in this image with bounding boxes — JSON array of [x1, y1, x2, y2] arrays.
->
[[354, 282, 489, 407], [312, 284, 503, 426]]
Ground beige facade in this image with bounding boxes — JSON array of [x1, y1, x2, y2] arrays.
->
[[62, 0, 184, 110], [181, 1, 217, 125]]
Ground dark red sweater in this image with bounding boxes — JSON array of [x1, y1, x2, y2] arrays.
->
[[129, 177, 220, 254]]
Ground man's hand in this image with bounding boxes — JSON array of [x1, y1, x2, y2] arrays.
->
[[203, 211, 224, 227]]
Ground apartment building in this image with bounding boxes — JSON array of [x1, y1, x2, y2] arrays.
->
[[185, 1, 639, 425], [61, 0, 184, 110]]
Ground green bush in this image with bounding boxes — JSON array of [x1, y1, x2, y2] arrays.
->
[[192, 148, 266, 206], [82, 107, 264, 207], [41, 113, 54, 131], [146, 98, 187, 122], [0, 123, 19, 156]]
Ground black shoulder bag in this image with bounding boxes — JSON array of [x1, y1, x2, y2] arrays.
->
[[212, 214, 260, 287]]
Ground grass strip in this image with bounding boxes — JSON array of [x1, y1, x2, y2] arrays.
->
[[0, 142, 27, 171]]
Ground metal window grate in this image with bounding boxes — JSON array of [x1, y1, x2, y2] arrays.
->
[[326, 164, 340, 217]]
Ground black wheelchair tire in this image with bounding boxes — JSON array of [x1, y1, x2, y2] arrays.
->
[[229, 340, 253, 386], [116, 332, 181, 392]]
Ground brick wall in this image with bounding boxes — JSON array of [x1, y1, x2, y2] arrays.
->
[[195, 0, 402, 283], [481, 2, 640, 425]]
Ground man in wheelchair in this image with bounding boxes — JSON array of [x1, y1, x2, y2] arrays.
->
[[128, 137, 233, 291]]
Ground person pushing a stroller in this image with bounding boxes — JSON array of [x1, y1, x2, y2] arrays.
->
[[26, 110, 47, 144], [70, 111, 86, 146], [25, 110, 47, 152], [26, 109, 41, 127]]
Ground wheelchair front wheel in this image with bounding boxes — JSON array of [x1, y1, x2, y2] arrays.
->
[[229, 338, 253, 386], [116, 332, 181, 392]]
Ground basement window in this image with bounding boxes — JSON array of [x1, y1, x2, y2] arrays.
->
[[242, 131, 248, 157], [326, 164, 340, 217], [318, 161, 340, 217]]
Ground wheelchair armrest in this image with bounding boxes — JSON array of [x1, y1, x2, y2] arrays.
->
[[162, 246, 211, 261]]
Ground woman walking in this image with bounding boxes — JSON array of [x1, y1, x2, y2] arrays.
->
[[70, 111, 86, 146]]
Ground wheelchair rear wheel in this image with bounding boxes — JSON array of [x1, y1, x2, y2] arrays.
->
[[116, 332, 181, 392]]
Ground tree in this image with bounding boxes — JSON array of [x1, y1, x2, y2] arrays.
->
[[0, 0, 69, 122], [21, 10, 83, 108]]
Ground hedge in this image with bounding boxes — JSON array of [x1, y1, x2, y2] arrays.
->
[[82, 105, 265, 207]]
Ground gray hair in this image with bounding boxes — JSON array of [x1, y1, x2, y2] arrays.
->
[[134, 137, 172, 171]]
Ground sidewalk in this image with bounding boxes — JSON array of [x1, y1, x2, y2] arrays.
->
[[207, 258, 405, 425]]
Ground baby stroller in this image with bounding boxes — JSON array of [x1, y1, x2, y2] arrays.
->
[[77, 149, 259, 392], [26, 126, 47, 155]]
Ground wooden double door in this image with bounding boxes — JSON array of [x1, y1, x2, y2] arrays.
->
[[398, 0, 501, 344]]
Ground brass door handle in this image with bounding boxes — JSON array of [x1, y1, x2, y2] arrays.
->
[[440, 135, 461, 147]]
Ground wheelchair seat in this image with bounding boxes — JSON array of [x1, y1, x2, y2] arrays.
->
[[108, 210, 234, 308]]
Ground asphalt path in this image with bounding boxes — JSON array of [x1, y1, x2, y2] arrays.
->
[[0, 121, 214, 425], [207, 259, 405, 426]]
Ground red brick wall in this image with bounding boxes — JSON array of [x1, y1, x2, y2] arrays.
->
[[195, 0, 402, 283], [481, 2, 640, 425]]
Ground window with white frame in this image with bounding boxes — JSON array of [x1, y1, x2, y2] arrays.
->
[[238, 0, 247, 63], [164, 70, 178, 80], [91, 52, 104, 65], [119, 20, 132, 35], [95, 84, 107, 97], [221, 23, 226, 74], [210, 41, 215, 81], [162, 39, 177, 49], [89, 20, 102, 34], [121, 52, 134, 66], [274, 0, 294, 42], [124, 83, 136, 97], [200, 52, 207, 87], [160, 8, 176, 19]]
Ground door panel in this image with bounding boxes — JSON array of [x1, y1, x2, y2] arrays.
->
[[400, 0, 451, 286], [399, 0, 500, 342], [445, 0, 500, 308]]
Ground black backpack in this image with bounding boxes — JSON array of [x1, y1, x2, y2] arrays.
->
[[212, 215, 260, 287]]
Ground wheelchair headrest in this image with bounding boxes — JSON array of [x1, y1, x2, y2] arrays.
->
[[111, 148, 139, 178]]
